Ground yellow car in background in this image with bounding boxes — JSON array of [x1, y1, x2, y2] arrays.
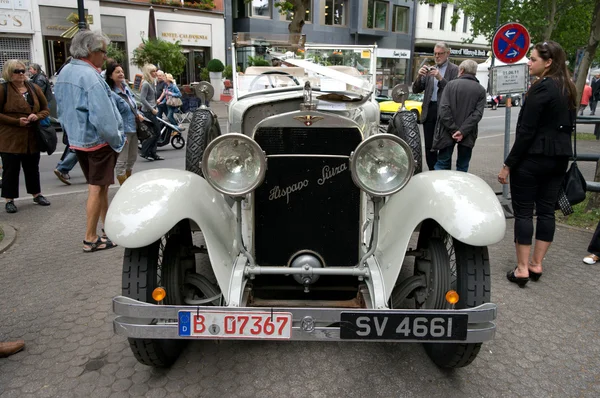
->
[[379, 93, 423, 123]]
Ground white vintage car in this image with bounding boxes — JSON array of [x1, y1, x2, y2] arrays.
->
[[106, 33, 505, 369]]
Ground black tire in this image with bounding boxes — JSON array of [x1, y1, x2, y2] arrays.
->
[[387, 110, 423, 174], [123, 221, 195, 368], [512, 98, 521, 107], [185, 109, 221, 176], [415, 222, 491, 368], [171, 135, 185, 150]]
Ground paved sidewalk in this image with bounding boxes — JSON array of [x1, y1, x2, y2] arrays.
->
[[1, 103, 600, 397]]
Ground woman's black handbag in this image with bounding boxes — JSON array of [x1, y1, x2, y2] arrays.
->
[[136, 120, 153, 141], [556, 127, 587, 216], [37, 117, 57, 155]]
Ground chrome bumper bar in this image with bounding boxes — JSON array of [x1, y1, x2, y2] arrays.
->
[[113, 296, 496, 343]]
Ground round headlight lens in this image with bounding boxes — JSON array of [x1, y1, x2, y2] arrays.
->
[[350, 134, 414, 196], [201, 133, 266, 196]]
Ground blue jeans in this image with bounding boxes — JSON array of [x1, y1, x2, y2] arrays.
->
[[434, 143, 473, 172], [56, 149, 78, 173], [167, 106, 179, 126]]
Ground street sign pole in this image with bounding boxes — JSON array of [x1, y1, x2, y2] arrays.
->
[[492, 22, 530, 215]]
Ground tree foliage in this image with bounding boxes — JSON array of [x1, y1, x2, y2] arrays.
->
[[131, 38, 187, 76], [427, 0, 596, 64], [245, 0, 309, 34]]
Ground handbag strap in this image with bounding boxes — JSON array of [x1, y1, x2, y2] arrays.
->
[[117, 91, 138, 118], [569, 109, 577, 160]]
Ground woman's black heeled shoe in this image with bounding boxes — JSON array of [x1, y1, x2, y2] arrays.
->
[[528, 270, 542, 281], [506, 269, 529, 288]]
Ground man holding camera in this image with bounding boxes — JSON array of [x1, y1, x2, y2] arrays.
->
[[412, 42, 459, 170]]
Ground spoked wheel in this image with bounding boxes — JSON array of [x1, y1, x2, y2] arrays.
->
[[387, 110, 423, 174], [122, 220, 219, 367], [185, 109, 221, 176], [171, 134, 185, 150], [414, 221, 491, 368]]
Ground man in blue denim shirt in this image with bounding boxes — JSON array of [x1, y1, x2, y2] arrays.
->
[[54, 30, 125, 253]]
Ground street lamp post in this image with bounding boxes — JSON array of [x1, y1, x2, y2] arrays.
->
[[77, 0, 86, 30]]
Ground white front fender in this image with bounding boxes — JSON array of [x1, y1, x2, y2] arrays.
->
[[105, 169, 238, 300], [376, 171, 506, 300]]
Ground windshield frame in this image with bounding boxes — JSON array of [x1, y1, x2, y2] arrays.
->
[[231, 35, 377, 101]]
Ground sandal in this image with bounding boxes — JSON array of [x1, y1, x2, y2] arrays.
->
[[583, 254, 599, 265], [101, 229, 117, 248], [83, 236, 117, 253]]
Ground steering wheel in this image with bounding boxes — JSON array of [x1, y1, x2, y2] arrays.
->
[[248, 71, 300, 91]]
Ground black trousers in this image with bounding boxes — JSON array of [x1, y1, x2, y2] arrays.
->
[[141, 110, 160, 157], [588, 221, 600, 256], [510, 155, 568, 245], [423, 102, 438, 171], [0, 152, 42, 199]]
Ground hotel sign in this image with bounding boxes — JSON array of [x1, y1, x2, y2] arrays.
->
[[0, 0, 33, 33], [157, 20, 211, 47]]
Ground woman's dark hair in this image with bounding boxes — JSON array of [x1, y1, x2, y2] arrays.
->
[[104, 62, 122, 89], [532, 40, 577, 109]]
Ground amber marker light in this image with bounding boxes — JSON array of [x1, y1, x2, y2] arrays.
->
[[152, 287, 166, 302], [445, 290, 459, 305]]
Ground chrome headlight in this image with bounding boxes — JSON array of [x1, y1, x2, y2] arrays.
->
[[201, 133, 266, 196], [350, 134, 414, 196]]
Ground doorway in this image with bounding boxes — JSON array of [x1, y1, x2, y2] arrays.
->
[[177, 48, 210, 85]]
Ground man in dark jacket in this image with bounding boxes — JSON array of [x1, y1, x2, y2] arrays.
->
[[431, 59, 486, 172], [412, 42, 459, 170]]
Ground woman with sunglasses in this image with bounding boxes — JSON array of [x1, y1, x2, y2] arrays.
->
[[0, 59, 51, 213], [497, 41, 577, 287]]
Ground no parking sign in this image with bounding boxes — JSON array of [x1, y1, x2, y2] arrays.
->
[[492, 23, 530, 64]]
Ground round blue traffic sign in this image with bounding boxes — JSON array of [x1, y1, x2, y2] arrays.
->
[[492, 23, 531, 64]]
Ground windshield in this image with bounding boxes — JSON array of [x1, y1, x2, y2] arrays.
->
[[233, 33, 376, 99]]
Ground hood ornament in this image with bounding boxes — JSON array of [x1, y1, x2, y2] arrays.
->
[[300, 81, 317, 111], [293, 114, 324, 126]]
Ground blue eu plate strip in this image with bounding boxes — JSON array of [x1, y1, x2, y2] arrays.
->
[[179, 312, 191, 336]]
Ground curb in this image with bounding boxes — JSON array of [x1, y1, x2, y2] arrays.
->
[[556, 221, 597, 234], [0, 223, 17, 254]]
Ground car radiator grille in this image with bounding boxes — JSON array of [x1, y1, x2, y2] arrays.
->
[[253, 127, 363, 266]]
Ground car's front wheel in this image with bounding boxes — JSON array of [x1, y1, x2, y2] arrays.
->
[[414, 222, 491, 368], [122, 221, 219, 367]]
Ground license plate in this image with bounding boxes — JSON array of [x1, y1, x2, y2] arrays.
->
[[178, 311, 293, 340], [380, 113, 391, 120], [340, 313, 468, 341]]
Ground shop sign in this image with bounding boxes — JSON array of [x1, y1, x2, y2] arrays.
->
[[101, 15, 126, 43], [376, 48, 411, 59], [40, 6, 93, 37], [0, 9, 32, 33], [157, 20, 211, 47], [449, 48, 487, 58], [0, 0, 32, 33]]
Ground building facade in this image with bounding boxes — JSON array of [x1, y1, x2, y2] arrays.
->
[[232, 0, 417, 94], [10, 0, 226, 84], [0, 0, 37, 71], [413, 2, 489, 80]]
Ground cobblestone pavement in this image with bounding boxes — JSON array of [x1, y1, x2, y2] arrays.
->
[[1, 104, 600, 397]]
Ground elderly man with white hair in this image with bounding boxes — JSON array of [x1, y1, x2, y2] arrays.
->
[[431, 59, 486, 172], [54, 30, 125, 253]]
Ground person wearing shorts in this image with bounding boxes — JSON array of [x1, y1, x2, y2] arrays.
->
[[54, 30, 125, 253]]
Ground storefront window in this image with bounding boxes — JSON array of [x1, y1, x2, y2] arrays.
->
[[366, 0, 388, 30], [377, 57, 408, 96], [392, 6, 408, 33], [324, 0, 346, 26], [249, 0, 271, 18]]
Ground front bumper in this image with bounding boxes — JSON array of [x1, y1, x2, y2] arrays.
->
[[113, 296, 496, 343]]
